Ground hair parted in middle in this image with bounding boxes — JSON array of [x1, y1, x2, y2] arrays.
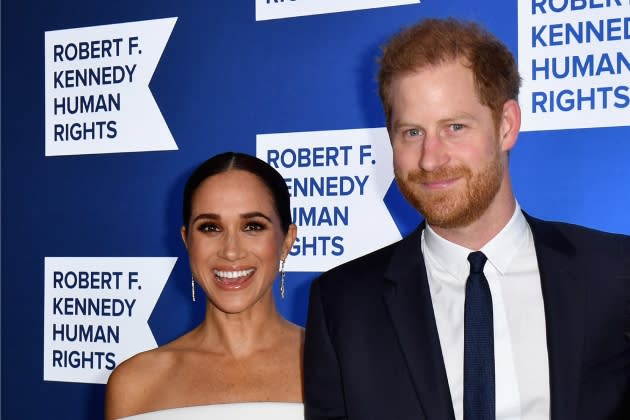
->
[[377, 17, 522, 130], [181, 152, 293, 234]]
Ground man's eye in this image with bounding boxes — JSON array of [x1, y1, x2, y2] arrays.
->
[[450, 123, 464, 131], [407, 128, 420, 136]]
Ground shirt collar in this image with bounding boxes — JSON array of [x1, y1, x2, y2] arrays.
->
[[422, 202, 528, 280], [480, 202, 529, 275], [423, 223, 471, 282]]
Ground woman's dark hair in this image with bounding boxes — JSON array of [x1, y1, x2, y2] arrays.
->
[[182, 152, 292, 233]]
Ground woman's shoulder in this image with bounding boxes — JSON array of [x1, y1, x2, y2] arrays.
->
[[279, 319, 305, 345], [110, 345, 178, 381], [105, 340, 189, 419]]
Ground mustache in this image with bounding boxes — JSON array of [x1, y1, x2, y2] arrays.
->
[[401, 166, 471, 183]]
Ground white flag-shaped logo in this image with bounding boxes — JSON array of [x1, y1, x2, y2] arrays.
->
[[257, 128, 401, 272], [256, 0, 420, 21], [44, 17, 178, 156], [43, 257, 176, 384]]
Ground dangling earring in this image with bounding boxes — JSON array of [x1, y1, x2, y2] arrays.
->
[[280, 258, 286, 300], [191, 275, 196, 302]]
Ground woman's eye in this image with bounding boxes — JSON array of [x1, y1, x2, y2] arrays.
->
[[244, 222, 264, 232], [198, 223, 220, 233]]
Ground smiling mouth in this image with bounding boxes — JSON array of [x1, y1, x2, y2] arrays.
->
[[421, 177, 460, 190], [213, 269, 255, 283]]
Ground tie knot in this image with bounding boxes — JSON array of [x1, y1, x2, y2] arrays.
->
[[468, 251, 487, 274]]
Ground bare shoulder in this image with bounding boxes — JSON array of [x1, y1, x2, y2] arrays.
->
[[104, 345, 180, 419], [292, 322, 306, 346], [279, 319, 305, 349]]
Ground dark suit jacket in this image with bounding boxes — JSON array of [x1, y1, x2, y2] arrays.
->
[[304, 214, 630, 420]]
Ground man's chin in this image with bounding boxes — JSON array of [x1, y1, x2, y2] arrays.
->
[[415, 194, 480, 229], [422, 209, 468, 229], [424, 214, 473, 230]]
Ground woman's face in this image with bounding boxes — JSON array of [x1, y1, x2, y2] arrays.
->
[[182, 169, 296, 314]]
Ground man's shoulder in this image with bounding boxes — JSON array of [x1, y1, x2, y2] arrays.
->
[[315, 227, 422, 291], [527, 214, 628, 238], [321, 238, 399, 278], [525, 213, 630, 253]]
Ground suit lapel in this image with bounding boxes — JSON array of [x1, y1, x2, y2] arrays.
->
[[382, 215, 584, 419], [526, 215, 584, 420], [382, 225, 456, 420]]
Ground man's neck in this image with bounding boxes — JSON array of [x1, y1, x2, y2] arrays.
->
[[430, 192, 517, 251]]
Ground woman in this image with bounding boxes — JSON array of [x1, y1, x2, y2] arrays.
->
[[105, 152, 303, 419]]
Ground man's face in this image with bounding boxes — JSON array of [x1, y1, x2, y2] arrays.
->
[[389, 60, 507, 229]]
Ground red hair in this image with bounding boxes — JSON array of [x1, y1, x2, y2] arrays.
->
[[378, 18, 521, 130]]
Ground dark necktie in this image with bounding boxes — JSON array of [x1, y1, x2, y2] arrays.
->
[[464, 251, 495, 420]]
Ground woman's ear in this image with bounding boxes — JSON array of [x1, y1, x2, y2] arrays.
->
[[282, 224, 298, 258], [180, 226, 189, 250]]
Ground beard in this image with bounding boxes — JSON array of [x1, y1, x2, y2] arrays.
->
[[395, 151, 503, 229]]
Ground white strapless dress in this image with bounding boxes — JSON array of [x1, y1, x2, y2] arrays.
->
[[118, 402, 304, 419]]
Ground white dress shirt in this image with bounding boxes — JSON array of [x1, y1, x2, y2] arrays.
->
[[421, 204, 550, 420]]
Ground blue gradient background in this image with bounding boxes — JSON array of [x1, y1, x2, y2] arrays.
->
[[2, 1, 628, 419]]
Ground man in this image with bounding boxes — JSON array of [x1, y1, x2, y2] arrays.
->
[[304, 18, 630, 420]]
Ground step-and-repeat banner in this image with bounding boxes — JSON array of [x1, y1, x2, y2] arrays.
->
[[2, 1, 629, 418]]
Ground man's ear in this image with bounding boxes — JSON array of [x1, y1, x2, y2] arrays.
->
[[499, 99, 521, 153]]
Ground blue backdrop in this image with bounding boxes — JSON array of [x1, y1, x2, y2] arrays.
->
[[2, 1, 629, 419]]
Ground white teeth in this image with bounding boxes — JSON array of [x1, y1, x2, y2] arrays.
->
[[213, 269, 254, 279]]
